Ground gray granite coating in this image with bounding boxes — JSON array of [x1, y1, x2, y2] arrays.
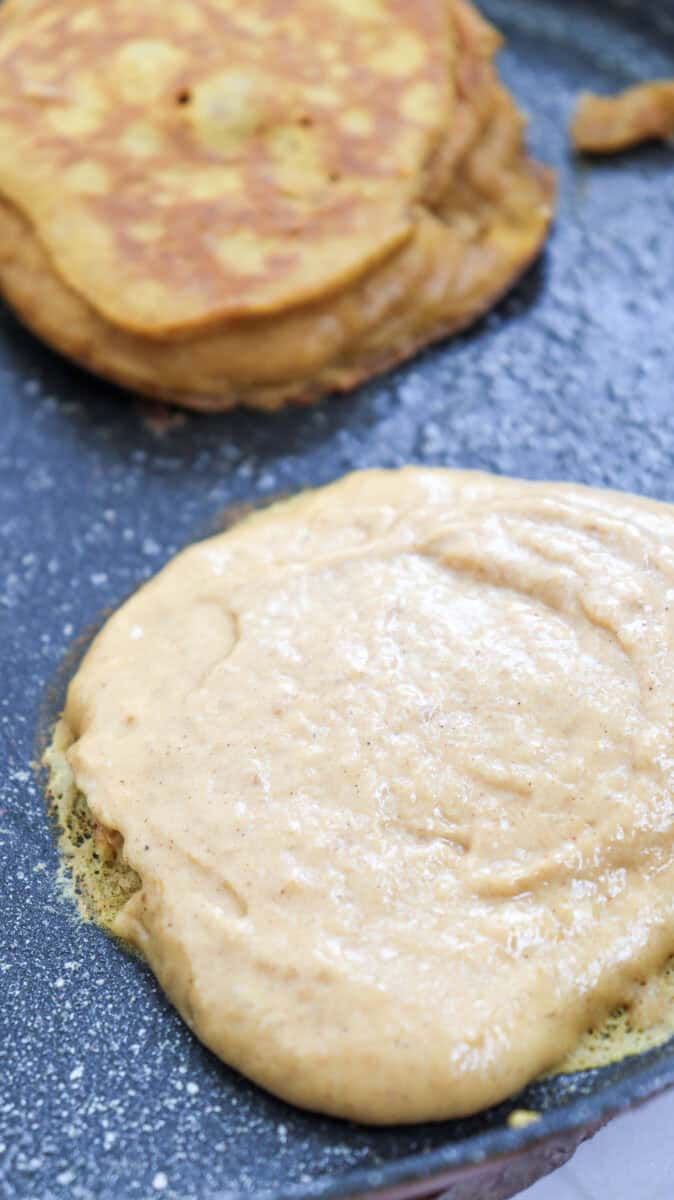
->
[[3, 1, 674, 1197]]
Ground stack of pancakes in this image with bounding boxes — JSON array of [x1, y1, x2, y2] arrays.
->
[[0, 0, 553, 411]]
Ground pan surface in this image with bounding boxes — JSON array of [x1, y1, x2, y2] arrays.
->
[[3, 1, 674, 1197]]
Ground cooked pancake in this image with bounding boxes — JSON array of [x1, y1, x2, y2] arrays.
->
[[47, 469, 674, 1123], [572, 81, 674, 154], [0, 0, 553, 411]]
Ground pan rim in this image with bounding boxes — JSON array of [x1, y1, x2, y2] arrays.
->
[[272, 1042, 674, 1199]]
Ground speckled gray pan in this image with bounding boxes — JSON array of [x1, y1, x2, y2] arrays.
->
[[3, 2, 674, 1198]]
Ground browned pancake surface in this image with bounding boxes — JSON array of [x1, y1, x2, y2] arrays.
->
[[0, 0, 553, 409], [0, 0, 455, 334]]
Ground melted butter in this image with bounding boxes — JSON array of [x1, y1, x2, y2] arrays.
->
[[554, 959, 674, 1074], [47, 469, 674, 1123]]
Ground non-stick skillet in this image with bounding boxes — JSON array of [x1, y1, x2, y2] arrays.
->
[[3, 1, 674, 1197]]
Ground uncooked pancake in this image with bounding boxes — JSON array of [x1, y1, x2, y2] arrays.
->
[[0, 0, 553, 410], [572, 81, 674, 154], [47, 469, 674, 1124]]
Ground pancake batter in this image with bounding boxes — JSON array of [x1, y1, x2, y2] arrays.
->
[[47, 470, 674, 1122]]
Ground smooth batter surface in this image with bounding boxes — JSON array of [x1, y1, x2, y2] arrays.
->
[[49, 470, 674, 1123]]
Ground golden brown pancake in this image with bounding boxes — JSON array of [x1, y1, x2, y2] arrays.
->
[[47, 469, 674, 1123], [572, 81, 674, 154], [0, 0, 553, 411]]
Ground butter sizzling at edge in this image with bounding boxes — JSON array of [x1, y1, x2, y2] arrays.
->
[[48, 469, 674, 1123]]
